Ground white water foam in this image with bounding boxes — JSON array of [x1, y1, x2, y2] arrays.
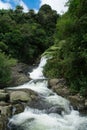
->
[[9, 107, 87, 130], [29, 56, 48, 79], [8, 56, 87, 130]]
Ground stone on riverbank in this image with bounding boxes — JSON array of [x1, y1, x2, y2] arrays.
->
[[10, 91, 31, 103], [10, 63, 30, 86], [48, 78, 87, 114], [0, 88, 39, 130]]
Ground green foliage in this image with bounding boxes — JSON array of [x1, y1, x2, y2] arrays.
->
[[56, 13, 76, 40], [37, 4, 59, 47], [44, 0, 87, 96], [0, 52, 11, 86], [0, 5, 58, 64], [0, 41, 8, 52], [0, 5, 58, 86], [0, 52, 17, 87]]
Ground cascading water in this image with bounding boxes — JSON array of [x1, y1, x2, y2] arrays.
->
[[7, 56, 87, 130]]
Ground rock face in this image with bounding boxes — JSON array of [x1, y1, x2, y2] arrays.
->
[[48, 78, 87, 114], [10, 63, 30, 86]]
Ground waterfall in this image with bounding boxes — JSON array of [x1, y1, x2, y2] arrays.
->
[[8, 56, 87, 130]]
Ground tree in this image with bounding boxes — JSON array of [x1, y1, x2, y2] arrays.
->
[[0, 52, 11, 87], [44, 0, 87, 95]]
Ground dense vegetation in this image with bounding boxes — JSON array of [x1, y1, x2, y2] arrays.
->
[[0, 5, 58, 87], [0, 0, 87, 96], [44, 0, 87, 96]]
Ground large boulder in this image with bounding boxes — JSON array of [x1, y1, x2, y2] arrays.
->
[[0, 88, 39, 130], [48, 79, 87, 114], [9, 89, 38, 103], [10, 63, 30, 86], [10, 91, 31, 103], [48, 78, 66, 89], [48, 78, 69, 97]]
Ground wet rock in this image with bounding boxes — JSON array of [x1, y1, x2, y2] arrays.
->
[[0, 101, 9, 106], [10, 63, 30, 86], [48, 79, 87, 114], [0, 115, 10, 130], [48, 78, 66, 89], [85, 100, 87, 107], [10, 91, 31, 103], [12, 104, 24, 115], [9, 89, 38, 104], [48, 79, 70, 97], [0, 90, 9, 102], [7, 118, 35, 130], [68, 94, 85, 110], [47, 106, 64, 115], [0, 117, 5, 130], [0, 88, 39, 130], [53, 86, 70, 98], [0, 89, 5, 93], [0, 105, 12, 117]]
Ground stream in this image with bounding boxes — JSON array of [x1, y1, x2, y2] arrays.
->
[[7, 56, 87, 130]]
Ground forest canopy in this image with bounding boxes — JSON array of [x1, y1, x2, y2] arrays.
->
[[0, 4, 59, 86]]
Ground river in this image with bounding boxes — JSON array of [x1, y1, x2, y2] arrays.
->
[[7, 56, 87, 130]]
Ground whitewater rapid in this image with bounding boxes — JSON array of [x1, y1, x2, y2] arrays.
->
[[8, 56, 87, 130]]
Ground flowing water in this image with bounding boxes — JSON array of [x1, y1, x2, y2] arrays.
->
[[8, 56, 87, 130]]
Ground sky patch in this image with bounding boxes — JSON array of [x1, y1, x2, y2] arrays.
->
[[0, 0, 68, 14]]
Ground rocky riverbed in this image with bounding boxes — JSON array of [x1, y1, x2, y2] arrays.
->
[[0, 62, 87, 130], [48, 78, 87, 115], [0, 88, 39, 130]]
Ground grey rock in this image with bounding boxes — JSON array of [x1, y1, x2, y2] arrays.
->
[[10, 91, 31, 103], [48, 78, 66, 88], [47, 106, 64, 115], [0, 92, 9, 102], [10, 63, 30, 86], [0, 105, 12, 117], [85, 100, 87, 107]]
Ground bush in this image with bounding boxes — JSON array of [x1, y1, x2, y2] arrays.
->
[[0, 52, 12, 87]]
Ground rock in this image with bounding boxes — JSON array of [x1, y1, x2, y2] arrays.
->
[[9, 89, 38, 103], [48, 78, 66, 88], [12, 104, 24, 115], [68, 94, 85, 111], [0, 105, 12, 117], [0, 117, 4, 130], [47, 106, 64, 115], [53, 86, 70, 98], [0, 92, 9, 102], [0, 88, 39, 130], [48, 78, 87, 114], [0, 101, 9, 106], [10, 63, 30, 86], [10, 91, 31, 103], [0, 116, 8, 130], [85, 100, 87, 107], [0, 90, 5, 93], [48, 79, 70, 98], [48, 79, 60, 88]]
